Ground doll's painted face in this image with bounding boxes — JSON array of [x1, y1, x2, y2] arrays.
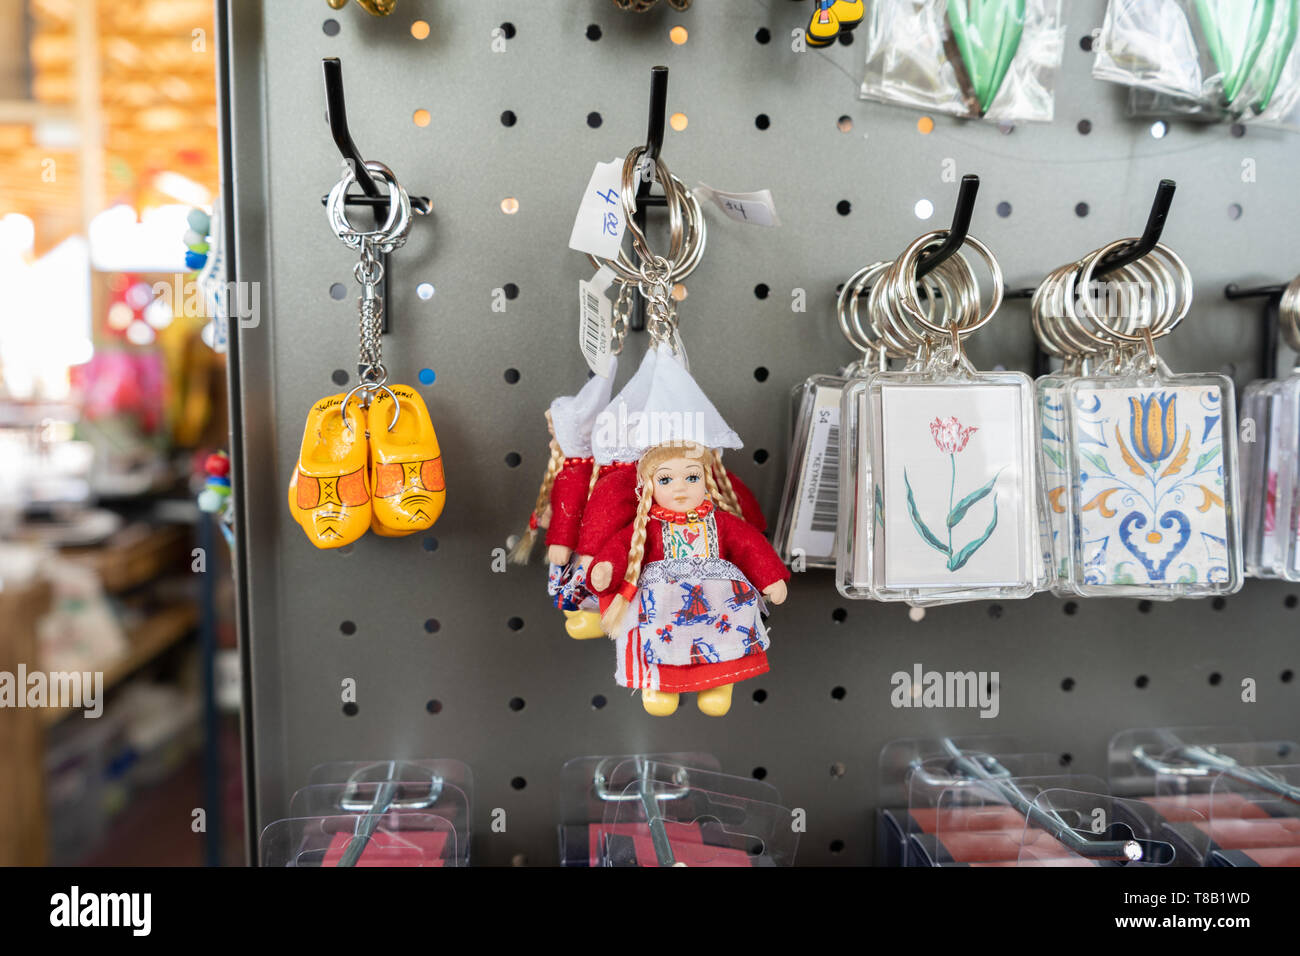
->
[[651, 455, 708, 513]]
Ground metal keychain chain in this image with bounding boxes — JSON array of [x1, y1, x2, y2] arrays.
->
[[325, 159, 413, 430], [354, 240, 389, 392]]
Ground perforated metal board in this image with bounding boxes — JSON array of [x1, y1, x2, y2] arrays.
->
[[220, 0, 1300, 866]]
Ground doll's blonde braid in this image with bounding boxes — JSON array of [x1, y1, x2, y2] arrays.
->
[[508, 440, 563, 564], [600, 469, 655, 635], [711, 449, 744, 518]]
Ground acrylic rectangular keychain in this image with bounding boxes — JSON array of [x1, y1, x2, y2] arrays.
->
[[837, 235, 1042, 604], [775, 375, 846, 569], [1240, 379, 1285, 578], [1030, 253, 1174, 595], [1060, 241, 1242, 598], [775, 264, 891, 569], [1242, 280, 1300, 580]]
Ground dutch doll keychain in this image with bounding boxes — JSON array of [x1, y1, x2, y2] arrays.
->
[[288, 160, 445, 549], [510, 358, 619, 639], [587, 344, 790, 717]]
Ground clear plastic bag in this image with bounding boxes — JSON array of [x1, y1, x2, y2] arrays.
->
[[860, 0, 1067, 123], [1095, 0, 1300, 126]]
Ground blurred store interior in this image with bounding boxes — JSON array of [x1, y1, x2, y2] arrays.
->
[[0, 0, 241, 865]]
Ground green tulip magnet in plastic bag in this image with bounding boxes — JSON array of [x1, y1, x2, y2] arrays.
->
[[860, 0, 1065, 123]]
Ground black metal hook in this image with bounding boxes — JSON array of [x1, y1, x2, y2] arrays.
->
[[629, 66, 670, 333], [320, 58, 433, 215], [1092, 179, 1176, 278], [916, 175, 980, 280], [318, 58, 430, 335], [1225, 281, 1286, 377]]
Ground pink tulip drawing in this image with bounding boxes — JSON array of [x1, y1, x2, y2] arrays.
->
[[906, 416, 999, 572], [930, 416, 979, 454]]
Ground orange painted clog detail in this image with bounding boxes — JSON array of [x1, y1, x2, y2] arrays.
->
[[368, 384, 446, 534], [288, 393, 371, 548]]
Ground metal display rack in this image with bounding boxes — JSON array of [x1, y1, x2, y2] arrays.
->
[[218, 0, 1300, 865]]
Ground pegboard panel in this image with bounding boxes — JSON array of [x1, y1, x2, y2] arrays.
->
[[221, 0, 1300, 866]]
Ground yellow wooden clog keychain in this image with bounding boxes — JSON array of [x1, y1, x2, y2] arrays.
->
[[289, 160, 445, 549]]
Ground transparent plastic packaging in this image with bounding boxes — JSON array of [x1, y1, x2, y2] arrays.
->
[[259, 812, 460, 867], [774, 374, 848, 569], [557, 751, 722, 866], [1064, 356, 1242, 598], [861, 0, 1067, 123], [839, 357, 1043, 603], [1108, 726, 1300, 864], [1095, 0, 1300, 126], [1092, 0, 1210, 104], [1208, 763, 1300, 866], [599, 757, 798, 866], [257, 758, 476, 866]]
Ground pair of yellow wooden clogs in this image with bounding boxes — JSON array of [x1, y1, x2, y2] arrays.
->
[[288, 385, 445, 548]]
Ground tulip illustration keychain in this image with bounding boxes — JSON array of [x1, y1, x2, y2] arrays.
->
[[837, 225, 1042, 605], [289, 161, 445, 549]]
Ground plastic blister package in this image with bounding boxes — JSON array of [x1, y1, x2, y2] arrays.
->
[[861, 0, 1067, 123]]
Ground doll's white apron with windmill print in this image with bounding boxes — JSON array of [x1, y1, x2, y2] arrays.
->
[[613, 508, 769, 691]]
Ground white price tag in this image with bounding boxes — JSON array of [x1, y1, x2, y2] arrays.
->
[[578, 266, 617, 378], [568, 160, 627, 259], [790, 384, 842, 559], [694, 183, 780, 227]]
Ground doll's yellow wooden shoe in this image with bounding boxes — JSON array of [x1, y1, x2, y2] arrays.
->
[[696, 683, 734, 717], [369, 385, 446, 535], [288, 394, 371, 549], [563, 609, 605, 640], [830, 0, 863, 30], [642, 689, 680, 716], [806, 7, 839, 46]]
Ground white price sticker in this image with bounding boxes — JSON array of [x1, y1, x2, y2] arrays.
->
[[578, 266, 617, 378], [694, 183, 780, 227], [568, 160, 627, 259]]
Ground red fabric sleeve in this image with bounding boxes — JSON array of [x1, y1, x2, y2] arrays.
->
[[590, 521, 637, 596], [545, 459, 594, 549], [726, 471, 768, 533], [576, 464, 638, 556], [715, 511, 790, 591]]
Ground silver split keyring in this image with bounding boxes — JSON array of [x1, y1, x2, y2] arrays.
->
[[326, 160, 413, 254], [340, 383, 400, 434]]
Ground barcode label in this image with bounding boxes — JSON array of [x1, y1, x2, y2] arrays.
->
[[809, 424, 840, 533], [790, 385, 842, 559], [578, 267, 615, 378]]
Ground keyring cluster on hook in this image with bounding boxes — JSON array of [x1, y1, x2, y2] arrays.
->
[[1031, 238, 1192, 374], [586, 145, 707, 354], [837, 227, 1004, 374]]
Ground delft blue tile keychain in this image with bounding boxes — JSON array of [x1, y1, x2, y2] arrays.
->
[[1041, 239, 1243, 599]]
